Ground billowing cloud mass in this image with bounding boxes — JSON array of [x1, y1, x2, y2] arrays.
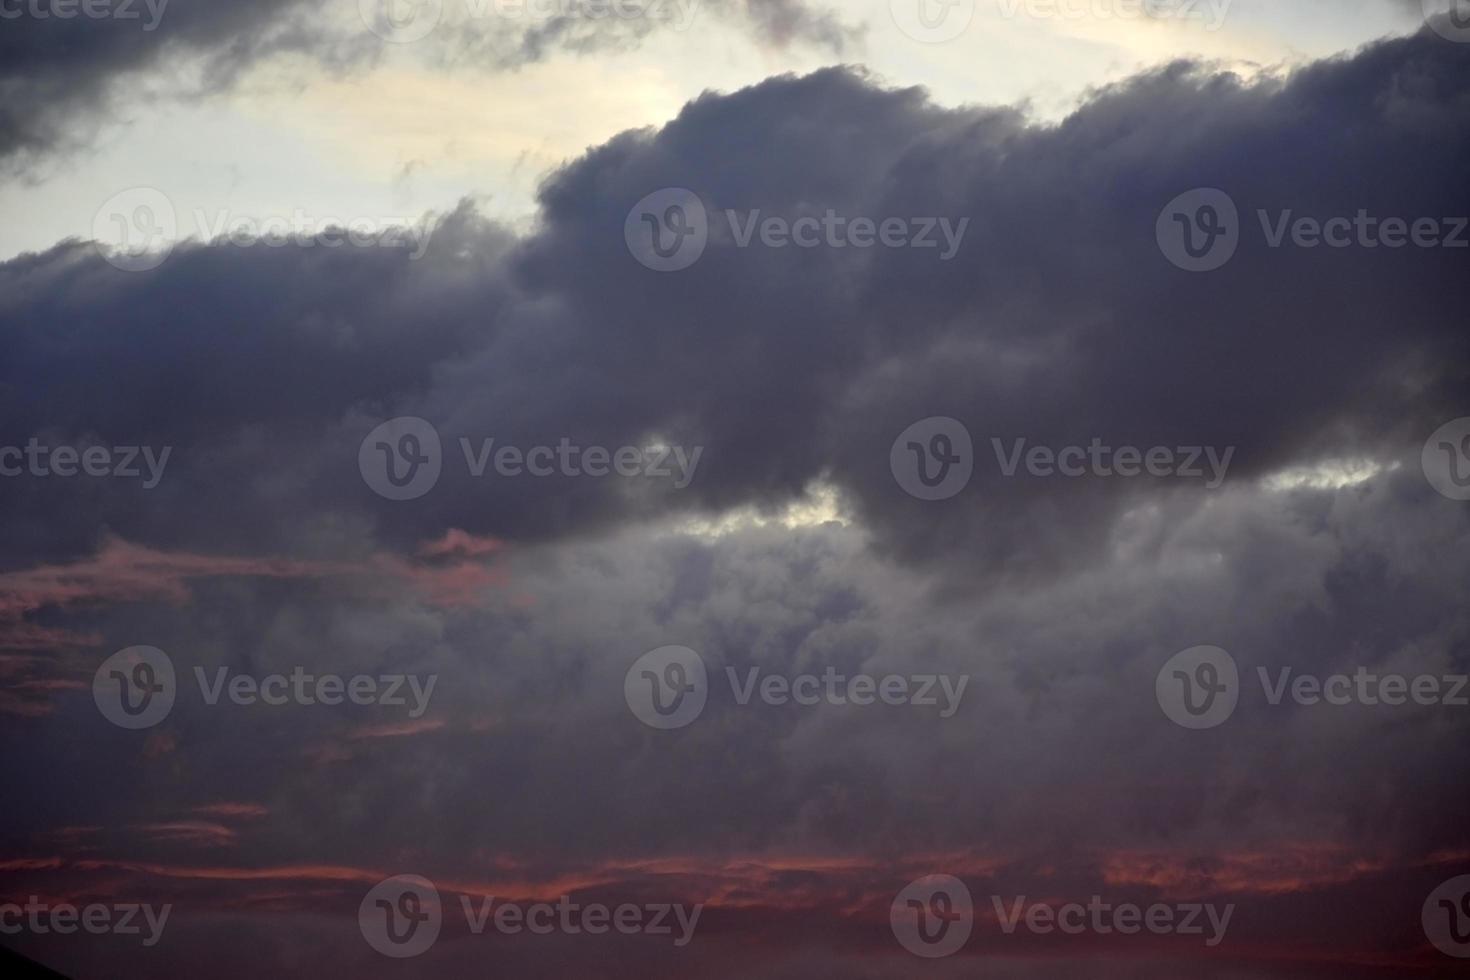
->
[[1, 17, 1468, 980]]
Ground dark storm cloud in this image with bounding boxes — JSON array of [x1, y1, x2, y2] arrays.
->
[[3, 29, 1466, 573], [0, 0, 336, 172]]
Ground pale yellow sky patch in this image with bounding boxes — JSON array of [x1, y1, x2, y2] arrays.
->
[[244, 58, 681, 191]]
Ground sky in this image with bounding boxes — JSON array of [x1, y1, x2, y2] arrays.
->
[[1, 0, 1469, 978]]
